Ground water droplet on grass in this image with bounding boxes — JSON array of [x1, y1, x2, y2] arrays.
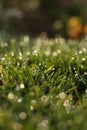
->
[[41, 119, 49, 127], [79, 50, 83, 54], [24, 35, 29, 44], [59, 92, 66, 99], [32, 50, 38, 56], [20, 83, 25, 89], [2, 57, 5, 61], [13, 122, 22, 130], [37, 119, 49, 130], [8, 92, 14, 100], [52, 52, 57, 57], [17, 98, 23, 103], [19, 112, 27, 120], [63, 100, 71, 113], [30, 105, 34, 111], [82, 58, 86, 61], [41, 95, 49, 104]]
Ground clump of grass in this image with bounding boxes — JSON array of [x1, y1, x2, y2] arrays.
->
[[0, 35, 87, 130]]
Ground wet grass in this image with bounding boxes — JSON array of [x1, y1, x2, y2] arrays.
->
[[0, 35, 87, 130]]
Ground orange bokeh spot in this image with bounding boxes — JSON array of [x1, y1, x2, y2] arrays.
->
[[67, 17, 82, 39], [84, 24, 87, 35]]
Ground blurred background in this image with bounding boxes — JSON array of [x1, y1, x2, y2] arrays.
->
[[0, 0, 87, 38]]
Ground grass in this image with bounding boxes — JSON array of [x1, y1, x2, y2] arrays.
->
[[0, 34, 87, 130]]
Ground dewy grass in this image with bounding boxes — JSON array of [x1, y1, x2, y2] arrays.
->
[[0, 35, 87, 130]]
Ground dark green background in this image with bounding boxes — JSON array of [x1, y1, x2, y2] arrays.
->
[[0, 0, 87, 37]]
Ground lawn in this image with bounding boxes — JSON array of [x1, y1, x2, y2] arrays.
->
[[0, 34, 87, 130]]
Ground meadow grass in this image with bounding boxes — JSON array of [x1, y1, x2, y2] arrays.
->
[[0, 34, 87, 130]]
